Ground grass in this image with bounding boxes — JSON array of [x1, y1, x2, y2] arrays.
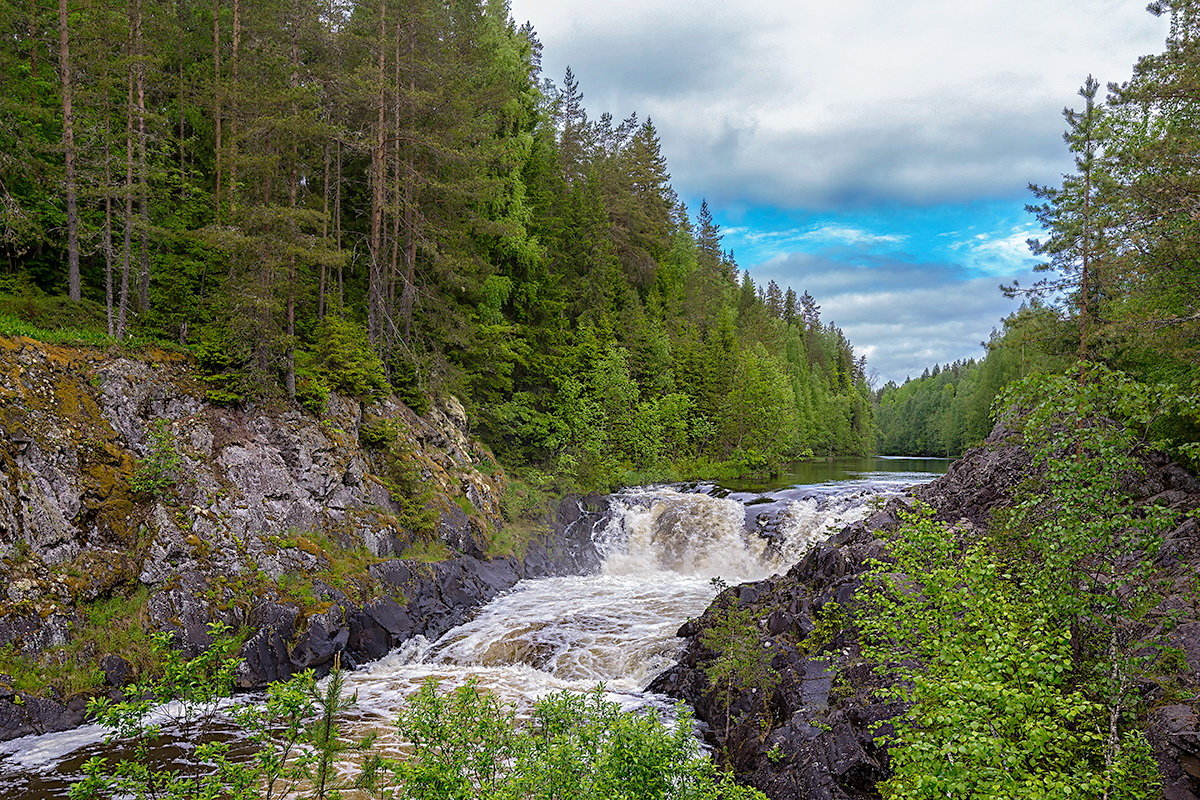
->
[[0, 587, 158, 697], [484, 518, 548, 559], [400, 539, 453, 562]]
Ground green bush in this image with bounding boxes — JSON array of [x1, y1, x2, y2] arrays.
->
[[308, 314, 390, 401], [130, 419, 183, 500], [359, 418, 399, 450], [378, 680, 768, 800], [73, 640, 767, 800]]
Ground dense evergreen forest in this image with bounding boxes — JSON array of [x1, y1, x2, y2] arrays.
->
[[0, 0, 873, 487], [877, 1, 1200, 458]]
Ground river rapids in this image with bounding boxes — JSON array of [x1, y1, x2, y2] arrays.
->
[[0, 459, 945, 798]]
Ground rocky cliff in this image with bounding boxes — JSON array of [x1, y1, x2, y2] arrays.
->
[[651, 430, 1200, 800], [0, 336, 607, 740]]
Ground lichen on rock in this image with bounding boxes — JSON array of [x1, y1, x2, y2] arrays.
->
[[0, 335, 602, 739]]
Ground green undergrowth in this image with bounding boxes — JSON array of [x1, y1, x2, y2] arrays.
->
[[484, 472, 555, 559], [0, 587, 159, 698], [0, 294, 189, 353], [211, 529, 395, 616], [400, 539, 452, 562], [71, 623, 769, 800], [858, 365, 1183, 799]]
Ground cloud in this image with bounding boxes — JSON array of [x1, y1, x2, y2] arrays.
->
[[727, 223, 908, 250], [506, 0, 1161, 382], [751, 252, 1037, 384], [513, 0, 1167, 210], [951, 223, 1043, 277]]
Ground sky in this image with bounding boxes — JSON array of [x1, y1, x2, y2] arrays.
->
[[506, 0, 1171, 385]]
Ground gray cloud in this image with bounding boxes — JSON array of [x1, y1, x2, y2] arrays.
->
[[753, 252, 1036, 384], [514, 0, 1167, 210], [667, 103, 1067, 211], [507, 0, 1159, 382]]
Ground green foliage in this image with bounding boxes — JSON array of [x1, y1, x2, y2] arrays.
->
[[0, 0, 875, 489], [374, 441, 440, 539], [401, 539, 453, 562], [130, 419, 183, 500], [71, 632, 373, 800], [72, 635, 764, 800], [699, 597, 779, 741], [875, 303, 1073, 457], [307, 315, 390, 402], [860, 507, 1131, 799], [0, 587, 158, 697], [358, 417, 399, 450], [861, 366, 1182, 799], [71, 622, 243, 800], [379, 680, 766, 800]]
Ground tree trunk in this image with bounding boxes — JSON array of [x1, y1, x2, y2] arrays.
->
[[284, 11, 300, 399], [212, 0, 223, 220], [104, 143, 115, 337], [135, 0, 151, 315], [229, 0, 241, 215], [319, 142, 329, 319], [57, 0, 80, 301], [367, 0, 387, 343], [119, 57, 134, 338]]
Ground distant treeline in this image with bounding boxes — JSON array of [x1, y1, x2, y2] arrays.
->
[[875, 304, 1073, 457], [880, 1, 1200, 459], [0, 0, 872, 487]]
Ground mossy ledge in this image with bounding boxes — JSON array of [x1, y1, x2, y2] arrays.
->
[[0, 335, 608, 740]]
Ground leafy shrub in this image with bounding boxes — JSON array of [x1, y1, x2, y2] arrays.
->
[[309, 314, 390, 401], [73, 641, 766, 800], [699, 597, 779, 741], [130, 419, 182, 500], [295, 372, 329, 416], [380, 681, 767, 800], [858, 366, 1181, 800], [359, 417, 399, 450]]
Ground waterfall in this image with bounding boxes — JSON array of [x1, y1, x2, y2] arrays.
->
[[0, 466, 934, 799]]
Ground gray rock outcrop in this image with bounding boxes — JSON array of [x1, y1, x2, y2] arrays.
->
[[0, 336, 607, 740]]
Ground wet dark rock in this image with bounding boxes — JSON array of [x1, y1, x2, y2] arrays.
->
[[652, 434, 1200, 799], [521, 494, 608, 578], [0, 339, 612, 742], [910, 433, 1029, 527], [1149, 704, 1200, 800], [217, 494, 609, 690], [0, 694, 87, 741], [649, 517, 898, 800], [99, 655, 132, 687]]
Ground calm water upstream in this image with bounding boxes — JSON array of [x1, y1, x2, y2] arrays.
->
[[0, 457, 947, 798]]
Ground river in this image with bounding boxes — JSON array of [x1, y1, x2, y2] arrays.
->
[[0, 456, 947, 798]]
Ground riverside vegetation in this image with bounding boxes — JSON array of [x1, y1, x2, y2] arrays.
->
[[2, 1, 1200, 800], [861, 367, 1191, 799], [68, 622, 767, 800]]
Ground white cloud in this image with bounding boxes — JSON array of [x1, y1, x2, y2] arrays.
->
[[511, 0, 1167, 209], [951, 223, 1042, 277], [801, 225, 908, 247], [750, 252, 1038, 383]]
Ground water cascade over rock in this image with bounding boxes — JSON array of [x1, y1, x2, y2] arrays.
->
[[0, 467, 937, 798]]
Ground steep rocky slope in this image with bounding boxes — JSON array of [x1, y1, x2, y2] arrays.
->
[[0, 336, 606, 739], [652, 430, 1200, 799]]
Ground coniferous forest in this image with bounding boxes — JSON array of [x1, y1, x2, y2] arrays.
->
[[0, 0, 873, 487], [5, 1, 1200, 799]]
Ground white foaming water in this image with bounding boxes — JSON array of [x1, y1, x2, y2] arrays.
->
[[337, 485, 871, 717], [769, 490, 883, 566], [602, 488, 767, 580], [0, 471, 934, 798]]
